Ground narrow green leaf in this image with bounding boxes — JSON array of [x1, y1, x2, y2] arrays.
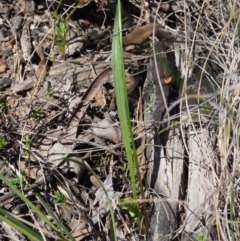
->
[[111, 0, 142, 227], [0, 174, 66, 239], [36, 194, 74, 241], [112, 0, 137, 198], [0, 208, 43, 241]]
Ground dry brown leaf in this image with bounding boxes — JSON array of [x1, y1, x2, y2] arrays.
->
[[136, 87, 146, 178], [48, 143, 83, 177], [18, 161, 43, 180], [0, 58, 7, 73], [20, 18, 32, 61], [126, 75, 139, 94], [123, 23, 161, 46], [34, 44, 49, 84], [90, 175, 101, 189], [65, 36, 83, 56], [48, 142, 71, 162], [35, 58, 48, 83], [94, 88, 106, 108], [79, 132, 107, 146], [90, 113, 121, 144], [109, 74, 139, 111], [73, 226, 92, 241], [92, 175, 121, 224]]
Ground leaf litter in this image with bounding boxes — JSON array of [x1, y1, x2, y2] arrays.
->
[[0, 0, 150, 240]]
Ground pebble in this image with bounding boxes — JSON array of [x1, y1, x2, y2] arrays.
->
[[0, 77, 12, 90]]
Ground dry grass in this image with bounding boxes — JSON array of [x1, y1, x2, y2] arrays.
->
[[145, 0, 240, 240]]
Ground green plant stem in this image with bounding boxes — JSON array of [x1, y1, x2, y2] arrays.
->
[[0, 174, 73, 241], [111, 0, 143, 229]]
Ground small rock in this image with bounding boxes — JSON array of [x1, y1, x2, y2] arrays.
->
[[0, 77, 13, 90]]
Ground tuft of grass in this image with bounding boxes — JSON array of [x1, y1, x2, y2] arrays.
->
[[52, 14, 69, 60], [51, 0, 83, 60], [0, 174, 75, 241]]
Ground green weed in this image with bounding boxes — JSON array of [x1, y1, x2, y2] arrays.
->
[[118, 197, 140, 222], [22, 134, 31, 157], [52, 16, 69, 60], [47, 54, 57, 62], [53, 191, 67, 204], [32, 107, 46, 119], [51, 0, 83, 60], [0, 135, 7, 149], [193, 231, 207, 241], [10, 172, 28, 188], [0, 101, 7, 114], [119, 163, 128, 173]]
